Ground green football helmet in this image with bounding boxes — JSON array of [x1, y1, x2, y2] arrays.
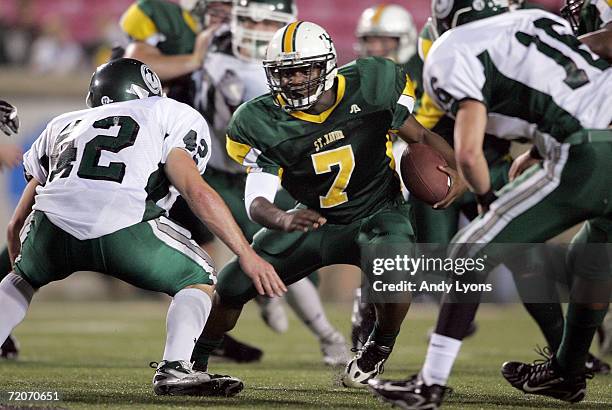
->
[[431, 0, 509, 36], [86, 58, 162, 108]]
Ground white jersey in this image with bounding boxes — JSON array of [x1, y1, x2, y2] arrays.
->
[[424, 9, 612, 156], [23, 97, 211, 240], [192, 50, 269, 174]]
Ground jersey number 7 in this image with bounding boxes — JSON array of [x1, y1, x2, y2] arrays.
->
[[311, 145, 355, 208]]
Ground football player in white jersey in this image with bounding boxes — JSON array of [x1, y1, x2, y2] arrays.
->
[[0, 58, 286, 397], [369, 1, 612, 408], [190, 0, 351, 368]]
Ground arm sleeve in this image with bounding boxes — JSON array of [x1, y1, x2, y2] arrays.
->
[[423, 48, 486, 116], [159, 101, 211, 175], [244, 171, 280, 221], [23, 125, 51, 184]]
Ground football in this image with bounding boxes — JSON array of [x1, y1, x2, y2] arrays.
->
[[400, 143, 451, 205]]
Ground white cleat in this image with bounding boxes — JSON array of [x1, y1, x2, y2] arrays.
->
[[321, 331, 351, 367], [257, 295, 289, 333], [342, 340, 391, 388]]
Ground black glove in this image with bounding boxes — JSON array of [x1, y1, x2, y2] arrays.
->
[[0, 100, 19, 136]]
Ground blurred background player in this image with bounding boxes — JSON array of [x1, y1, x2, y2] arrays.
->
[[0, 58, 285, 396], [191, 0, 350, 366], [0, 99, 22, 360]]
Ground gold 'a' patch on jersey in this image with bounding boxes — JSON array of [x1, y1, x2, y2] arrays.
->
[[313, 130, 345, 152]]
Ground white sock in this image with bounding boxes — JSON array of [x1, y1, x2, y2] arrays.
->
[[0, 273, 33, 344], [285, 278, 336, 340], [163, 288, 211, 362], [421, 333, 462, 386]]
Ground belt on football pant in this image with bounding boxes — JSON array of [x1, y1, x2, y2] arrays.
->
[[565, 129, 612, 145]]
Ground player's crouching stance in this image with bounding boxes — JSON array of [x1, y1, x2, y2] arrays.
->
[[0, 58, 285, 397]]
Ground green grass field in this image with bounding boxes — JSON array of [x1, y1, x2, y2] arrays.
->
[[1, 301, 610, 409]]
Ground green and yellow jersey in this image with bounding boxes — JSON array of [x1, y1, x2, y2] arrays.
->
[[226, 57, 414, 224], [120, 0, 198, 55]]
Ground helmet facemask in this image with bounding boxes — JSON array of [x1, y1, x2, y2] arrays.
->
[[264, 53, 336, 111], [560, 0, 584, 34], [232, 1, 296, 62]]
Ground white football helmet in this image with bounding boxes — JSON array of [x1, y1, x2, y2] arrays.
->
[[355, 4, 417, 64], [231, 0, 297, 62], [263, 21, 337, 112], [181, 0, 232, 27]]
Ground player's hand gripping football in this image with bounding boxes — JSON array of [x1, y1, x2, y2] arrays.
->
[[279, 209, 327, 233], [509, 150, 541, 181], [239, 250, 287, 297], [433, 165, 467, 209]]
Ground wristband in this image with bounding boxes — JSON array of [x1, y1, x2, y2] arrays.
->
[[476, 189, 497, 208]]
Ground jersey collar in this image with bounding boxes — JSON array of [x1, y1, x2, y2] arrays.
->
[[286, 74, 346, 124]]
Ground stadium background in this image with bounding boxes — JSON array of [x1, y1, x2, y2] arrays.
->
[[0, 0, 568, 302]]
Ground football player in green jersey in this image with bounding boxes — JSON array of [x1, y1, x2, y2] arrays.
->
[[562, 0, 612, 60], [0, 100, 21, 360], [370, 0, 612, 407], [190, 21, 467, 391], [121, 0, 230, 97], [191, 0, 351, 366]]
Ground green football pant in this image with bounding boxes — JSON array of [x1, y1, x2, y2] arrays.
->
[[216, 199, 415, 306], [14, 212, 215, 295], [452, 138, 612, 283]]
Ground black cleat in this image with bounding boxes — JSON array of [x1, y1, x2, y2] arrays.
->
[[501, 347, 593, 403], [211, 333, 263, 363], [0, 334, 19, 359], [368, 373, 452, 410], [150, 360, 244, 397]]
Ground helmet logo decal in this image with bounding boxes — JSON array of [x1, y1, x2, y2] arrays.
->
[[140, 64, 161, 94], [127, 84, 151, 99], [100, 96, 114, 105], [319, 32, 333, 51], [434, 0, 455, 18]]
